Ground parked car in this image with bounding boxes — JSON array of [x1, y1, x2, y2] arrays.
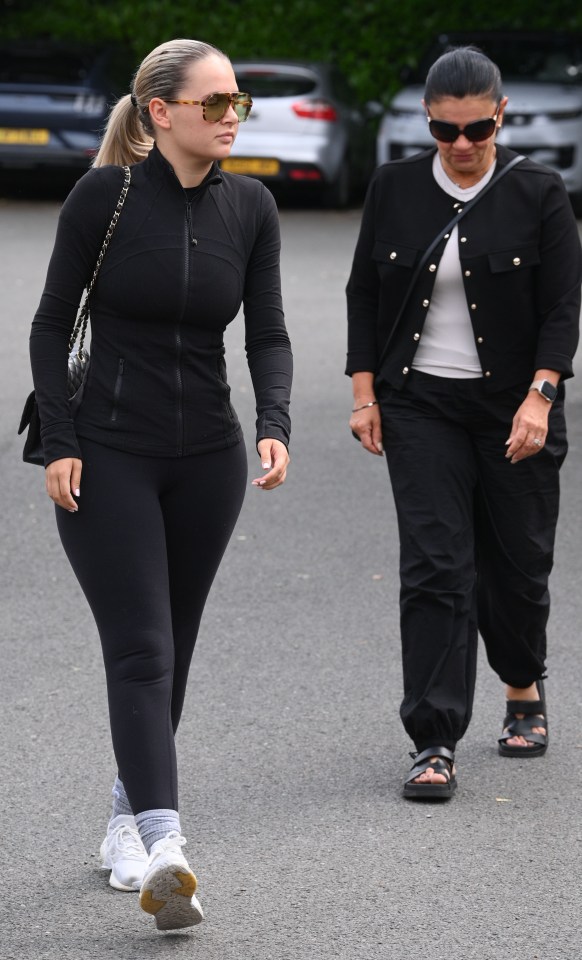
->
[[376, 32, 582, 213], [0, 40, 129, 172], [223, 60, 382, 206]]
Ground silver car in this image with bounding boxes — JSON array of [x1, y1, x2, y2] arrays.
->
[[223, 60, 381, 207], [376, 32, 582, 213]]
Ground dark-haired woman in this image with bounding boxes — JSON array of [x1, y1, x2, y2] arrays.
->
[[30, 38, 292, 927], [346, 46, 581, 798]]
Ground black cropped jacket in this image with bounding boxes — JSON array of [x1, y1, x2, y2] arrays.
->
[[346, 146, 581, 391], [30, 145, 292, 466]]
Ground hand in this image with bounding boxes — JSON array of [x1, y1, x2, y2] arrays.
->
[[505, 392, 550, 463], [252, 439, 289, 490], [45, 458, 82, 512], [349, 403, 383, 456]]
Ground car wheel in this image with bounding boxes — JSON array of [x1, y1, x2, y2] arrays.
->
[[323, 158, 351, 209]]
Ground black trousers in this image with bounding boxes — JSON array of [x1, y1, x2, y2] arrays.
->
[[56, 437, 248, 814], [379, 371, 567, 753]]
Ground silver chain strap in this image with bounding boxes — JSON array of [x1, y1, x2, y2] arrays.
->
[[68, 164, 131, 353]]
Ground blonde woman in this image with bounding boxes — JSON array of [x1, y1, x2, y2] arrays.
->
[[30, 39, 292, 930]]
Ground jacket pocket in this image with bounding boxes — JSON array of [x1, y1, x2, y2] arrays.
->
[[488, 244, 540, 273], [110, 358, 125, 422], [372, 240, 419, 268]]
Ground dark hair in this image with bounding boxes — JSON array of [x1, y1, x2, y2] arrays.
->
[[424, 46, 502, 105]]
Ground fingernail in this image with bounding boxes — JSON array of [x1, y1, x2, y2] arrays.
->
[[68, 508, 77, 513], [74, 489, 80, 497], [262, 462, 271, 470], [377, 442, 383, 452], [504, 440, 510, 446]]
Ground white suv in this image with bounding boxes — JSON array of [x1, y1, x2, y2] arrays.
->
[[376, 31, 582, 214]]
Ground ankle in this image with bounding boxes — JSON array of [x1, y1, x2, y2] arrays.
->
[[134, 809, 181, 854], [505, 682, 539, 701]]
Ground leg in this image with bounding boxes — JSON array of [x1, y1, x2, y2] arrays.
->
[[473, 390, 567, 752], [160, 441, 248, 733], [475, 396, 566, 684], [380, 375, 479, 757], [56, 439, 179, 814]]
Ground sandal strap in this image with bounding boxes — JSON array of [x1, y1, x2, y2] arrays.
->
[[412, 746, 455, 766], [499, 710, 548, 747], [505, 698, 544, 716], [405, 746, 455, 785]]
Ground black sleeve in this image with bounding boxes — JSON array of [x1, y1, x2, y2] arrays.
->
[[29, 167, 124, 466], [345, 173, 381, 375], [243, 184, 293, 448], [533, 173, 581, 376]]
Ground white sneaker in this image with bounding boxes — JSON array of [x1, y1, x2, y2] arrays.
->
[[139, 831, 204, 930], [100, 815, 148, 892]]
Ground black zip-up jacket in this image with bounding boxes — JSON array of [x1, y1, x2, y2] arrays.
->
[[30, 145, 292, 466], [346, 146, 581, 391]]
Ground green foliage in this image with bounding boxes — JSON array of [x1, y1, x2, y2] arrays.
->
[[2, 0, 582, 104]]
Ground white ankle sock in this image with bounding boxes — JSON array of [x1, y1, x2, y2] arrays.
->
[[110, 776, 133, 820], [134, 809, 181, 854]]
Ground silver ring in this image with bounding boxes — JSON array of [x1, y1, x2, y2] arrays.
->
[[533, 438, 543, 447]]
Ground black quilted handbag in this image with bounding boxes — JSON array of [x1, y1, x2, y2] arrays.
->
[[19, 165, 131, 465]]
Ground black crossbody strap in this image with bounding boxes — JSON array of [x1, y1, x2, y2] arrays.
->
[[376, 154, 525, 372]]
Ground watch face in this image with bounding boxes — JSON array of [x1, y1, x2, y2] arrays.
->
[[541, 381, 558, 402]]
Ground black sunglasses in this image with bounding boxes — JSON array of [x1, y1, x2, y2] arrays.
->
[[427, 106, 500, 143], [164, 91, 253, 123]]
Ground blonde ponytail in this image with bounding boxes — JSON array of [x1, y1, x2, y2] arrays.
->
[[93, 94, 153, 167], [92, 39, 229, 168]]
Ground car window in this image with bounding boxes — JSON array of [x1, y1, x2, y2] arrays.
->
[[0, 52, 93, 85], [234, 71, 317, 97]]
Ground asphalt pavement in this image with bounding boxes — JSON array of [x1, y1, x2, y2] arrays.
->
[[1, 185, 581, 960]]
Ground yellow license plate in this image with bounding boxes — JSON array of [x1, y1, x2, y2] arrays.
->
[[0, 128, 50, 145], [221, 157, 280, 176]]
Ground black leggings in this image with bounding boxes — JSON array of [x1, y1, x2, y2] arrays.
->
[[56, 437, 248, 814]]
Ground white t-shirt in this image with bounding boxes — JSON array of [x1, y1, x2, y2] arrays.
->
[[412, 153, 497, 379]]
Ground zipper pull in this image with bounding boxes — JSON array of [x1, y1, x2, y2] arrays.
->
[[186, 201, 198, 246]]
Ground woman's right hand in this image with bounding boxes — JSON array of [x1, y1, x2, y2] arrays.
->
[[349, 403, 383, 456], [45, 458, 82, 512]]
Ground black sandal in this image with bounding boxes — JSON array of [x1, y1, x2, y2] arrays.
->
[[403, 746, 457, 799], [498, 678, 548, 757]]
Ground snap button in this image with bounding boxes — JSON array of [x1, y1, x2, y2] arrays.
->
[[402, 366, 409, 374], [444, 233, 450, 239], [413, 333, 420, 341], [422, 299, 430, 307], [465, 270, 471, 277], [453, 202, 461, 209], [429, 263, 437, 272], [484, 370, 491, 377], [460, 236, 467, 243], [513, 257, 521, 266], [389, 251, 397, 260], [477, 336, 484, 344], [471, 303, 477, 310]]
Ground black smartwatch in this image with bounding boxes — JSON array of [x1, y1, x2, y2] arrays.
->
[[528, 379, 558, 403]]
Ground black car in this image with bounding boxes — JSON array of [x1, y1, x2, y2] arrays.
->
[[0, 40, 130, 171]]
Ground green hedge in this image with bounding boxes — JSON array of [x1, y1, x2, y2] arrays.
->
[[2, 0, 582, 103]]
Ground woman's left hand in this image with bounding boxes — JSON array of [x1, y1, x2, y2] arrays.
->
[[252, 438, 290, 489], [505, 392, 551, 463]]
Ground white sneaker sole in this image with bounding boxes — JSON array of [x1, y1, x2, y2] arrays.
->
[[100, 862, 142, 892], [139, 864, 204, 930]]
